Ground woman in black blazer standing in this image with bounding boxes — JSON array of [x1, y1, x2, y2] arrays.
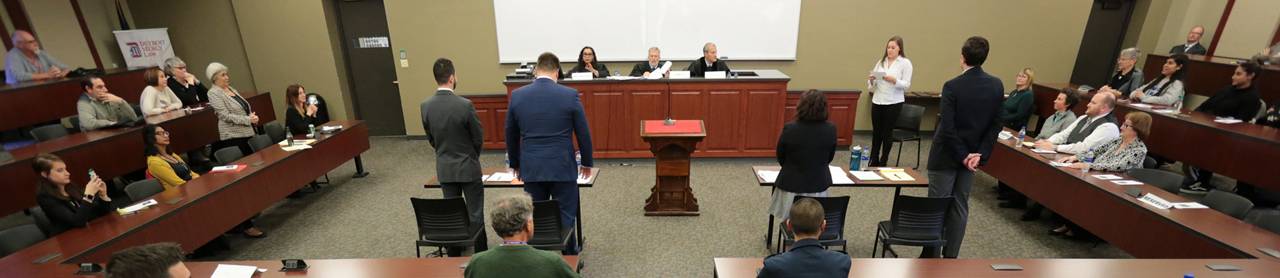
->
[[33, 153, 117, 236], [769, 90, 838, 219]]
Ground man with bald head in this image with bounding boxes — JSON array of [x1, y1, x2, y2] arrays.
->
[[686, 42, 730, 77], [5, 30, 70, 84], [1169, 26, 1207, 55], [1034, 92, 1120, 155]]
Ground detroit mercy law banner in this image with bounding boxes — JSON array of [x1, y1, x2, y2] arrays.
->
[[112, 28, 175, 68]]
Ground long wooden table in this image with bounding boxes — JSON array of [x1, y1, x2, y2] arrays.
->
[[1032, 82, 1280, 190], [713, 257, 1280, 278], [21, 256, 580, 277], [0, 92, 274, 216], [0, 120, 369, 277], [501, 70, 791, 158], [984, 128, 1280, 258], [0, 67, 148, 132], [1142, 54, 1280, 103], [425, 167, 598, 252]]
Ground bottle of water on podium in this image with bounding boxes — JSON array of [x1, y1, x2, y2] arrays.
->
[[1016, 127, 1026, 145], [850, 145, 863, 171]]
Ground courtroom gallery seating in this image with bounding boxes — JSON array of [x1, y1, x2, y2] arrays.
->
[[410, 197, 482, 258], [529, 200, 576, 252], [873, 195, 950, 258]]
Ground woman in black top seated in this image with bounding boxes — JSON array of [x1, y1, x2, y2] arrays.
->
[[284, 84, 323, 136], [568, 46, 610, 78], [163, 56, 209, 107], [769, 90, 838, 220], [33, 153, 117, 235]]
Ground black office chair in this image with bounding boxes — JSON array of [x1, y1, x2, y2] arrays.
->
[[130, 104, 144, 119], [213, 147, 244, 165], [0, 150, 12, 162], [30, 124, 69, 142], [410, 197, 482, 258], [68, 115, 81, 132], [28, 206, 59, 237], [872, 195, 951, 258], [777, 196, 851, 254], [1202, 190, 1254, 220], [1253, 213, 1280, 234], [530, 200, 576, 253], [0, 224, 46, 257], [264, 122, 288, 143], [247, 134, 274, 152], [125, 179, 164, 202], [1125, 168, 1182, 194], [890, 104, 926, 169], [1141, 156, 1158, 169]]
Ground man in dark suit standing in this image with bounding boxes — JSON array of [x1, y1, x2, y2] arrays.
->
[[922, 36, 1004, 258], [1169, 26, 1207, 56], [757, 198, 851, 277], [421, 58, 487, 255], [686, 42, 730, 77], [506, 52, 593, 254]]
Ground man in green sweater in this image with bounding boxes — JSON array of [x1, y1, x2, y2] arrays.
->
[[464, 194, 578, 278]]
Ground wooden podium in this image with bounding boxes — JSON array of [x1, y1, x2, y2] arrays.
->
[[641, 120, 705, 216]]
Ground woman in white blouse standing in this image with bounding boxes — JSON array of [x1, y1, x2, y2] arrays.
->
[[866, 36, 913, 166], [139, 67, 183, 116]]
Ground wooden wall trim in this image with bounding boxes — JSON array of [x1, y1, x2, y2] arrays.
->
[[69, 0, 104, 70], [1206, 0, 1235, 57]]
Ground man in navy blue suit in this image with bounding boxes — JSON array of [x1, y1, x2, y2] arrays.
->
[[757, 198, 850, 277], [922, 36, 1005, 258], [506, 52, 593, 254]]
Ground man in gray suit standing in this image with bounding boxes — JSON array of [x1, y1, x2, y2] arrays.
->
[[421, 58, 487, 255]]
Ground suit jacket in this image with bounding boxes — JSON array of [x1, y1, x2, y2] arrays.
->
[[36, 191, 116, 236], [206, 86, 256, 140], [286, 106, 324, 136], [1169, 43, 1207, 56], [686, 57, 730, 77], [928, 66, 1005, 170], [757, 239, 851, 278], [506, 78, 594, 182], [422, 89, 485, 183], [568, 63, 610, 78], [776, 121, 837, 193], [630, 62, 660, 77]]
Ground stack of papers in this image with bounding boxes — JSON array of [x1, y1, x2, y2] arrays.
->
[[281, 144, 312, 152], [757, 170, 779, 183], [117, 199, 157, 215], [829, 166, 854, 184], [210, 264, 261, 278], [487, 172, 515, 182], [849, 171, 884, 181], [998, 131, 1013, 140]]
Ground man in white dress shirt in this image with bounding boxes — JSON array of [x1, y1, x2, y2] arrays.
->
[[1034, 92, 1120, 154]]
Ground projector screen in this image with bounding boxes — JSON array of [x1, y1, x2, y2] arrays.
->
[[493, 0, 801, 63]]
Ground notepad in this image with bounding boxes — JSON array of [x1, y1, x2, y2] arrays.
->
[[756, 170, 779, 183], [211, 264, 258, 278], [850, 171, 884, 181], [1092, 174, 1123, 180], [829, 166, 854, 184], [1111, 180, 1143, 185]]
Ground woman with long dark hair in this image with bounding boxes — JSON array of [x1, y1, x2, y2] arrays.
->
[[1125, 54, 1187, 106], [284, 84, 323, 136], [769, 90, 838, 220], [568, 46, 610, 78], [866, 36, 912, 166], [144, 125, 199, 190], [33, 153, 116, 235]]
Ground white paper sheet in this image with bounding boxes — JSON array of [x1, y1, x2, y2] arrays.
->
[[281, 145, 312, 152], [1092, 174, 1122, 180], [883, 171, 914, 181], [487, 172, 515, 182], [1049, 162, 1072, 167], [849, 171, 884, 181], [211, 264, 258, 278], [1214, 117, 1244, 124], [1130, 103, 1153, 109], [1031, 149, 1057, 154], [829, 166, 854, 184], [1171, 202, 1209, 209], [1111, 180, 1143, 185], [117, 199, 157, 215], [756, 170, 779, 183]]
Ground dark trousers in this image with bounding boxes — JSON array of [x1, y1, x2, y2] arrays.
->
[[212, 137, 253, 158], [524, 181, 579, 254], [442, 180, 488, 255], [870, 103, 903, 166], [923, 169, 974, 258]]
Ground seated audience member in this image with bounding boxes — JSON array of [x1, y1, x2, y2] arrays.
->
[[144, 125, 199, 190], [4, 30, 69, 84], [78, 76, 140, 131], [1124, 54, 1187, 106], [465, 194, 578, 278], [105, 242, 191, 278], [33, 153, 118, 235], [687, 42, 730, 77], [1034, 92, 1119, 154], [140, 68, 184, 116], [1100, 48, 1143, 98], [205, 62, 259, 155], [630, 47, 666, 77], [1251, 41, 1280, 65], [757, 198, 851, 278], [1051, 112, 1152, 238], [1238, 102, 1280, 206], [1001, 67, 1036, 130], [163, 57, 209, 106], [567, 46, 610, 78], [1035, 89, 1081, 140], [1182, 61, 1263, 194], [1168, 26, 1206, 55], [285, 84, 323, 136], [771, 90, 836, 220]]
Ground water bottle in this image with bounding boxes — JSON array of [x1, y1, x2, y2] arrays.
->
[[850, 145, 863, 171], [575, 151, 582, 166], [1173, 94, 1184, 111], [504, 153, 510, 169], [1016, 127, 1026, 145], [307, 124, 316, 138], [1081, 156, 1093, 173], [860, 153, 871, 170]]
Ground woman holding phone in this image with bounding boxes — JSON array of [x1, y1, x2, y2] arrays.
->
[[866, 36, 913, 166], [33, 153, 118, 235], [285, 84, 323, 136]]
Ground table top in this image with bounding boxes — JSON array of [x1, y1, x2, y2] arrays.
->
[[751, 165, 928, 188], [425, 167, 599, 188], [714, 257, 1280, 278], [504, 69, 791, 84], [641, 119, 706, 137], [183, 256, 580, 278]]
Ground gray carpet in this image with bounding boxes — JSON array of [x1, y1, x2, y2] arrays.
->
[[2, 135, 1138, 276]]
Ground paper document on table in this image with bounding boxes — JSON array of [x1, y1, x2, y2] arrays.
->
[[1214, 117, 1244, 124], [646, 61, 673, 79], [1154, 109, 1179, 114], [829, 166, 854, 184], [117, 199, 157, 215], [487, 172, 515, 182], [577, 172, 591, 184], [211, 264, 258, 278], [1130, 103, 1153, 109], [281, 144, 311, 152], [1092, 174, 1123, 180], [1111, 180, 1144, 185], [849, 171, 884, 181], [757, 170, 779, 183], [1049, 161, 1071, 167], [278, 139, 317, 146], [1031, 149, 1057, 154], [998, 131, 1013, 140], [883, 171, 914, 181], [1171, 202, 1209, 209], [606, 75, 640, 80], [1021, 142, 1035, 148]]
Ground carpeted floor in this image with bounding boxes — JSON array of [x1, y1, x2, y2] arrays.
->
[[1, 134, 1140, 276]]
